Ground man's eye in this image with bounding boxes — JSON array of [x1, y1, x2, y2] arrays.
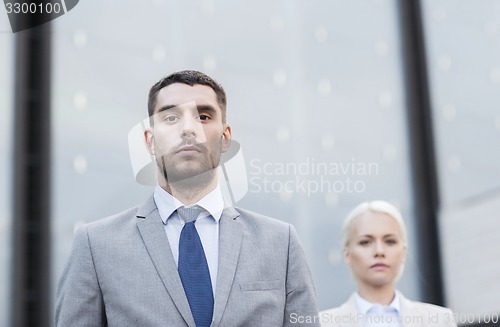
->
[[164, 116, 178, 122], [198, 114, 211, 121], [359, 240, 370, 246]]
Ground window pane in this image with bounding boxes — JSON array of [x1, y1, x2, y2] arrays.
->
[[422, 0, 500, 317]]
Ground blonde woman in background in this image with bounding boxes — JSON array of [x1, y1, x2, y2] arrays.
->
[[321, 201, 457, 327]]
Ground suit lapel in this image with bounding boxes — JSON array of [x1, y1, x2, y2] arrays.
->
[[135, 196, 196, 327], [399, 292, 418, 327], [343, 294, 362, 327], [211, 207, 242, 327]]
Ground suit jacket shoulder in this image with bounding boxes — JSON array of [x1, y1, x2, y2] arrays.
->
[[83, 196, 155, 231], [320, 292, 458, 327], [400, 293, 457, 327], [84, 205, 140, 229]]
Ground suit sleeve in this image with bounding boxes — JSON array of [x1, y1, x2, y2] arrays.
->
[[284, 224, 320, 327], [55, 225, 106, 327]]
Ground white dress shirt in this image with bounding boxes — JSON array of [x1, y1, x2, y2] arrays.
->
[[153, 185, 225, 294], [355, 291, 401, 327]]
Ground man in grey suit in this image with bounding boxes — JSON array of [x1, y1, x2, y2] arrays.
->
[[56, 70, 320, 327]]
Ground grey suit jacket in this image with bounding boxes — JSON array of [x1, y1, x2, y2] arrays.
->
[[56, 196, 319, 327], [319, 292, 457, 327]]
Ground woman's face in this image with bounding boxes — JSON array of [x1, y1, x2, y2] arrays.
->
[[344, 211, 406, 289]]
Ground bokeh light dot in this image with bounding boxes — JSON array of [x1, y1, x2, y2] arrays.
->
[[374, 40, 389, 57], [383, 145, 397, 161], [442, 104, 456, 121], [447, 156, 462, 173], [494, 116, 500, 131], [325, 192, 338, 208], [270, 15, 285, 32], [276, 126, 290, 143], [201, 0, 215, 16], [73, 30, 87, 48], [314, 26, 328, 43], [203, 56, 217, 71], [328, 248, 342, 265], [73, 92, 87, 110], [73, 155, 88, 174], [433, 7, 447, 21], [321, 134, 335, 151], [378, 91, 393, 108], [484, 21, 498, 36], [489, 67, 500, 84], [317, 79, 332, 95], [152, 46, 166, 63], [438, 55, 452, 71], [273, 70, 287, 87]]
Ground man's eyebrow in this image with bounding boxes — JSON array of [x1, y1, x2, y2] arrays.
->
[[196, 104, 217, 113], [155, 104, 217, 114], [156, 104, 177, 113]]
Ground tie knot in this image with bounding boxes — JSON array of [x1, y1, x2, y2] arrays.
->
[[177, 205, 203, 223]]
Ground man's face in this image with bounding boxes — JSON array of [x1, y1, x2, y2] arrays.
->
[[145, 83, 231, 184]]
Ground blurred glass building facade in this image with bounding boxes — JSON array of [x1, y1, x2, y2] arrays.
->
[[1, 0, 499, 326], [1, 12, 13, 325], [421, 0, 500, 319]]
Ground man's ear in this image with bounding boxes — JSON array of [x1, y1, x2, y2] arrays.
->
[[144, 128, 155, 155], [221, 123, 232, 152]]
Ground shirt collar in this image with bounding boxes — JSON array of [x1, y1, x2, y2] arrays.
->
[[153, 185, 225, 224], [354, 290, 401, 315]]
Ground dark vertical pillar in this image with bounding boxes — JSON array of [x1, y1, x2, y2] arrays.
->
[[397, 0, 444, 305], [11, 18, 52, 327]]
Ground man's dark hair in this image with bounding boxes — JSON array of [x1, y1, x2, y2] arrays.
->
[[148, 70, 227, 123]]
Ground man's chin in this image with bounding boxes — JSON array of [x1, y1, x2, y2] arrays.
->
[[157, 156, 220, 184], [164, 167, 216, 184]]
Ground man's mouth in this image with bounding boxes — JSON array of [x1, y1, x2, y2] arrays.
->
[[176, 145, 201, 153]]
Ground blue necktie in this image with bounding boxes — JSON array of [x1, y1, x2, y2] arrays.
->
[[177, 206, 214, 327]]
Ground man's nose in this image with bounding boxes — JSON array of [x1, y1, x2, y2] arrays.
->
[[180, 115, 199, 137], [179, 114, 207, 143]]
